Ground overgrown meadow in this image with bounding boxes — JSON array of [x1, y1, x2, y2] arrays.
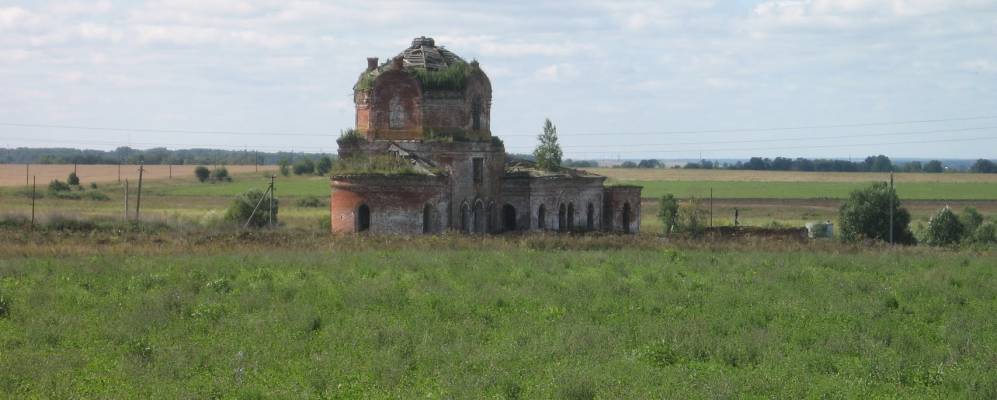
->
[[0, 232, 994, 398]]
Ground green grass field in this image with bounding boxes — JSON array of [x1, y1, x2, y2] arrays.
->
[[0, 235, 994, 398], [612, 180, 997, 200]]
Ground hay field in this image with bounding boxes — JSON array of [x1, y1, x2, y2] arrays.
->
[[0, 164, 278, 187], [588, 168, 997, 183]]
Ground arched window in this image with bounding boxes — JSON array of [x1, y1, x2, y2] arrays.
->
[[586, 203, 595, 231], [389, 95, 405, 129], [471, 97, 482, 131], [423, 204, 433, 234], [567, 203, 575, 231], [502, 204, 516, 231], [356, 204, 370, 232], [473, 200, 485, 234], [460, 202, 471, 233], [558, 203, 567, 232], [603, 202, 613, 232], [622, 202, 632, 234], [537, 205, 546, 230]]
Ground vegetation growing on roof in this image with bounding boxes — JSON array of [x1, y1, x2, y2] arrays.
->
[[355, 71, 377, 91], [337, 129, 364, 146], [331, 155, 434, 176], [412, 61, 471, 91]]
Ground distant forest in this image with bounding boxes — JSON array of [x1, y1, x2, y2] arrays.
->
[[621, 155, 996, 173], [0, 147, 333, 165]]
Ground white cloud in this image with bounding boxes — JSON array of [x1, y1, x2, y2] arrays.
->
[[534, 63, 580, 82], [962, 59, 997, 74]]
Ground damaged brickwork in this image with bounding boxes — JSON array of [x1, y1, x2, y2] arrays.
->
[[331, 36, 641, 235]]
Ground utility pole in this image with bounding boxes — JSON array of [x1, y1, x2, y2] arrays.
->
[[135, 163, 144, 221], [25, 163, 29, 186], [169, 164, 172, 179], [269, 175, 275, 227], [117, 162, 121, 183], [30, 176, 36, 227], [709, 188, 713, 228], [889, 171, 894, 245], [124, 179, 129, 221], [255, 151, 259, 173]]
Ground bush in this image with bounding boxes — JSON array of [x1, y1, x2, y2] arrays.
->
[[657, 194, 679, 236], [971, 222, 996, 244], [316, 156, 333, 175], [924, 207, 964, 246], [293, 159, 315, 175], [336, 129, 364, 146], [48, 179, 71, 193], [224, 189, 278, 228], [838, 182, 915, 244], [295, 196, 325, 208], [67, 172, 80, 186], [89, 182, 98, 189], [211, 167, 231, 182], [676, 197, 707, 237], [194, 166, 210, 182], [959, 207, 984, 235], [0, 292, 8, 319]]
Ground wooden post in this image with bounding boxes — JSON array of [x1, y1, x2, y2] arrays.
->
[[169, 164, 172, 179], [31, 176, 36, 227], [117, 162, 121, 183], [25, 163, 29, 186], [889, 172, 894, 245], [709, 188, 713, 227], [255, 151, 258, 173], [135, 163, 144, 221], [74, 162, 78, 175], [124, 179, 129, 221], [269, 175, 275, 227]]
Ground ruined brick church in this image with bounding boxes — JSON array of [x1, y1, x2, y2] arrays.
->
[[330, 37, 641, 234]]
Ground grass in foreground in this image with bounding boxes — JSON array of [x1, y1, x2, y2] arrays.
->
[[0, 234, 994, 398]]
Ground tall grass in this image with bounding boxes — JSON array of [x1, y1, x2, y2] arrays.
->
[[0, 239, 994, 397]]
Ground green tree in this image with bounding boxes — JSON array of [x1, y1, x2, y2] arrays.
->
[[676, 197, 708, 237], [924, 160, 944, 173], [657, 194, 679, 236], [316, 156, 333, 175], [194, 166, 210, 182], [924, 207, 964, 246], [533, 118, 562, 171], [211, 166, 230, 182], [970, 159, 995, 173], [838, 182, 915, 244], [620, 161, 637, 168], [960, 207, 984, 235], [67, 172, 80, 186], [224, 188, 278, 228], [293, 159, 315, 175], [278, 158, 290, 176]]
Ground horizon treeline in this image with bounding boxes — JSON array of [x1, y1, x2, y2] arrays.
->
[[679, 155, 996, 173], [0, 147, 334, 165]]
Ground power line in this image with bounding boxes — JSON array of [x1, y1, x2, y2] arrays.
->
[[1, 114, 996, 138], [504, 126, 997, 150]]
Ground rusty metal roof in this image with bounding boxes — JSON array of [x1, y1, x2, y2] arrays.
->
[[399, 36, 465, 70]]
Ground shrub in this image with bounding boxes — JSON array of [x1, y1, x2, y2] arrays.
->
[[336, 129, 364, 146], [971, 222, 996, 244], [959, 207, 984, 235], [676, 197, 707, 237], [924, 207, 964, 246], [224, 189, 278, 228], [194, 166, 210, 182], [838, 182, 915, 244], [67, 172, 80, 186], [0, 293, 8, 319], [80, 191, 110, 201], [48, 179, 71, 193], [295, 196, 325, 208], [293, 159, 315, 175], [316, 156, 333, 175], [211, 167, 231, 182], [279, 161, 290, 177], [657, 194, 679, 236], [89, 182, 98, 189]]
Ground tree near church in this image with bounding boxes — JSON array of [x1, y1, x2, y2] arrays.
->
[[533, 118, 563, 171]]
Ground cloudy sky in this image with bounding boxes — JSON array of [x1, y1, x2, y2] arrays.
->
[[1, 0, 996, 159]]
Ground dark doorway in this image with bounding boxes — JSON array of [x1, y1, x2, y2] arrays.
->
[[502, 204, 516, 231], [473, 201, 484, 233], [461, 203, 471, 233], [423, 204, 432, 234], [538, 205, 546, 230], [357, 204, 370, 232], [567, 203, 575, 231], [603, 203, 612, 231], [586, 203, 594, 231], [558, 203, 566, 232], [622, 202, 631, 234]]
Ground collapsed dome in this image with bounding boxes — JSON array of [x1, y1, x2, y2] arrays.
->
[[400, 36, 465, 70]]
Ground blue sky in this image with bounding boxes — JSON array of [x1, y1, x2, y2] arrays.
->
[[1, 0, 995, 159]]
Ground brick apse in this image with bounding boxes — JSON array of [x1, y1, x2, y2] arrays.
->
[[330, 36, 641, 234]]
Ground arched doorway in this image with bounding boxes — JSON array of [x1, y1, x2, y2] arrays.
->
[[423, 204, 433, 234], [537, 205, 546, 230], [460, 202, 471, 233], [502, 204, 516, 231], [558, 203, 566, 232], [356, 204, 370, 232], [586, 203, 595, 231], [622, 202, 631, 234], [567, 203, 575, 231], [473, 200, 484, 234], [603, 203, 613, 232]]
